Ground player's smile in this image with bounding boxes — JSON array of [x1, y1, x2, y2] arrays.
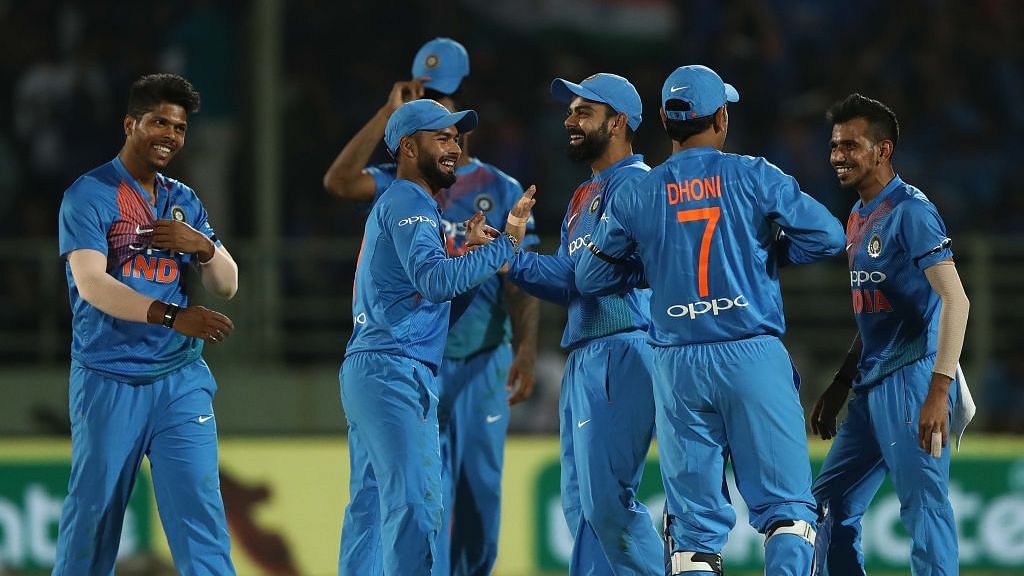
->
[[834, 163, 858, 182], [127, 102, 188, 171], [567, 127, 586, 146], [439, 153, 458, 173], [150, 140, 178, 163]]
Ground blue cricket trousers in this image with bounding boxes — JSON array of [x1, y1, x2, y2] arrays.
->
[[812, 354, 959, 576], [339, 351, 444, 576], [53, 359, 234, 576], [560, 332, 663, 575], [653, 335, 817, 576]]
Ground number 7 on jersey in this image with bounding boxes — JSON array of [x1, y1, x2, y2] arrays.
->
[[677, 207, 721, 298]]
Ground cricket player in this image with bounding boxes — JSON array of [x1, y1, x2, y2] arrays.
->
[[576, 65, 846, 575], [505, 72, 664, 575], [339, 98, 534, 575], [324, 38, 540, 575], [55, 73, 239, 575], [810, 93, 971, 575]]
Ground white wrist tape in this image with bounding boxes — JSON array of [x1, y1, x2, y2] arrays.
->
[[506, 214, 528, 226]]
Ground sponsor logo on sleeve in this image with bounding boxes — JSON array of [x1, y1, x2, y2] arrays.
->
[[398, 215, 438, 227]]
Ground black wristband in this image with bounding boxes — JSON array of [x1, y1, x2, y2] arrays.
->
[[162, 303, 180, 328]]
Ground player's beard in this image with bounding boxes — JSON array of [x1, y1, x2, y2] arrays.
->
[[419, 152, 458, 191], [566, 121, 612, 163]]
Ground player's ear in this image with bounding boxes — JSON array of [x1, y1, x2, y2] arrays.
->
[[399, 135, 416, 159], [611, 111, 625, 134], [878, 139, 894, 163], [659, 108, 668, 129], [714, 106, 727, 133], [124, 115, 135, 137]]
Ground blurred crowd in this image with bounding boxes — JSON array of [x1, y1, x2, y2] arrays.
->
[[2, 0, 1023, 432]]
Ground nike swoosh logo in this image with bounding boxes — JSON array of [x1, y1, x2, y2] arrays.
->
[[486, 414, 503, 424], [135, 224, 153, 235], [846, 243, 854, 251], [577, 418, 591, 429], [198, 415, 214, 423], [669, 85, 688, 93], [567, 213, 579, 227]]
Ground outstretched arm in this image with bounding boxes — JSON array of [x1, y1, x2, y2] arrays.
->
[[761, 163, 846, 264], [575, 193, 643, 296], [323, 78, 426, 200]]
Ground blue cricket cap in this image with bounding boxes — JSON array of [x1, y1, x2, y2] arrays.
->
[[412, 38, 470, 95], [661, 65, 739, 121], [384, 99, 478, 154], [551, 73, 643, 131]]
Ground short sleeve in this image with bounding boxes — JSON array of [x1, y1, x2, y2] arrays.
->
[[183, 185, 222, 247], [59, 180, 109, 258], [897, 200, 952, 270]]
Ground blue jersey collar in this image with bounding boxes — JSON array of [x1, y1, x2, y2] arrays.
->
[[593, 153, 645, 181], [671, 146, 720, 160], [855, 174, 904, 215]]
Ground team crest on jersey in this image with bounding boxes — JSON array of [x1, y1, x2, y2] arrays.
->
[[425, 54, 440, 68], [475, 194, 494, 212], [867, 234, 882, 258], [589, 195, 601, 213], [171, 206, 186, 222]]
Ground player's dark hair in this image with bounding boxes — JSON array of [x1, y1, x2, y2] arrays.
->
[[826, 93, 899, 147], [663, 99, 715, 143], [126, 74, 201, 118], [424, 88, 462, 111]]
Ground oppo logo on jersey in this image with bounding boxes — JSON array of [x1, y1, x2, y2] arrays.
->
[[667, 294, 749, 320], [850, 270, 887, 286], [398, 215, 437, 227], [121, 254, 178, 284], [568, 234, 591, 256]]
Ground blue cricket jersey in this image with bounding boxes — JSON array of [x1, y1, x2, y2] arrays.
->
[[365, 159, 537, 358], [345, 178, 516, 372], [845, 175, 952, 390], [506, 154, 651, 350], [577, 147, 844, 346], [58, 156, 218, 380]]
